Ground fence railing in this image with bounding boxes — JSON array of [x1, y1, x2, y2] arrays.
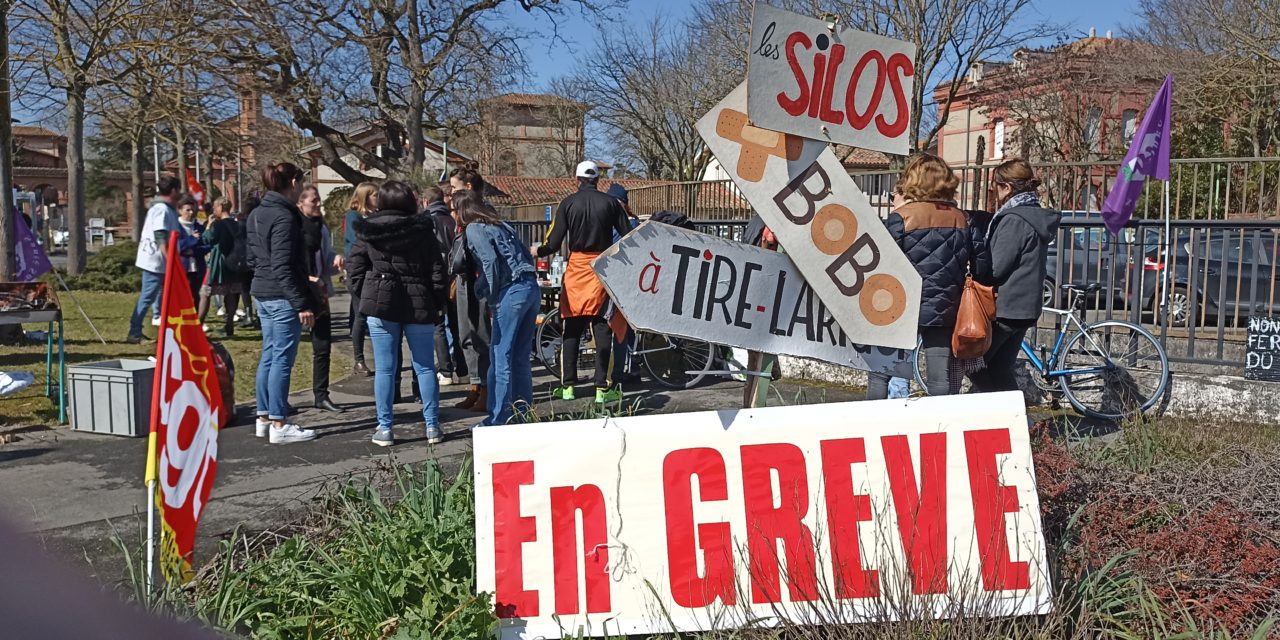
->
[[499, 157, 1280, 223], [1036, 217, 1280, 371], [512, 216, 1280, 372]]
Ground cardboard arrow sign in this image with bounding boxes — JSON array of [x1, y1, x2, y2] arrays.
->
[[593, 221, 913, 377], [747, 3, 917, 155], [695, 82, 921, 349]]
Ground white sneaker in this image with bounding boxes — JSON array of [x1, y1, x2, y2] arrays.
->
[[234, 309, 247, 320], [202, 324, 211, 333], [437, 373, 453, 386], [255, 418, 270, 437], [269, 423, 317, 444], [216, 307, 226, 317], [151, 317, 162, 327]]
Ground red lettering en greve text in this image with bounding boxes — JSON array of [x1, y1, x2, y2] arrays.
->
[[489, 428, 1031, 617]]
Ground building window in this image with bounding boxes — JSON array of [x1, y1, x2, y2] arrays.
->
[[495, 150, 518, 176], [1084, 106, 1102, 153], [993, 119, 1005, 159], [1121, 109, 1138, 146]]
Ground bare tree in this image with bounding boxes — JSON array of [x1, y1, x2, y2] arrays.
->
[[831, 0, 1060, 154], [10, 0, 158, 275], [568, 16, 738, 181], [201, 0, 606, 186], [689, 0, 1058, 155], [1131, 0, 1280, 157]]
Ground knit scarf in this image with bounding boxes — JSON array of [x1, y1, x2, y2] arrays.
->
[[997, 191, 1040, 214]]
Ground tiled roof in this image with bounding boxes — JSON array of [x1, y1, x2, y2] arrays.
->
[[12, 125, 63, 139], [484, 176, 672, 206], [833, 145, 892, 169], [14, 166, 152, 180], [486, 175, 752, 220], [485, 93, 585, 108]]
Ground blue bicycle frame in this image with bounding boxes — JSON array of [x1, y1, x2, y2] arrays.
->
[[1020, 306, 1112, 380]]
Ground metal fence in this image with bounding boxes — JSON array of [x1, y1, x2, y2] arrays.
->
[[501, 158, 1275, 223], [513, 215, 1280, 372], [1038, 217, 1280, 371]]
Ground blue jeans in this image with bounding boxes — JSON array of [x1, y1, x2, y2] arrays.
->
[[129, 270, 164, 338], [367, 316, 439, 430], [255, 298, 302, 420], [486, 278, 539, 426]]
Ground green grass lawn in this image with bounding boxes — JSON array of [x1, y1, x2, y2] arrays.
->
[[1, 291, 352, 428]]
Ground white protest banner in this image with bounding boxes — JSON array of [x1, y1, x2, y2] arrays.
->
[[593, 221, 913, 377], [695, 83, 922, 349], [747, 3, 916, 155], [475, 392, 1052, 639]]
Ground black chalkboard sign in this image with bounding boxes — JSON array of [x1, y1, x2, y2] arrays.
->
[[1246, 316, 1280, 382]]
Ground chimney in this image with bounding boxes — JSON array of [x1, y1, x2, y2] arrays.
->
[[969, 61, 985, 85], [237, 74, 261, 168]]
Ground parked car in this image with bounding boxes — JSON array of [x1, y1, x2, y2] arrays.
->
[[1133, 229, 1280, 327], [1044, 212, 1162, 309]]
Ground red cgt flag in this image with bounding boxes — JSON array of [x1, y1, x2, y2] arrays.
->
[[144, 231, 224, 582]]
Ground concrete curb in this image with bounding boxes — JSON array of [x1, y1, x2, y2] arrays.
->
[[777, 355, 1280, 425]]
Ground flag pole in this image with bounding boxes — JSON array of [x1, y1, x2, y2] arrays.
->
[[1160, 178, 1172, 318], [145, 231, 179, 595], [49, 270, 106, 344]]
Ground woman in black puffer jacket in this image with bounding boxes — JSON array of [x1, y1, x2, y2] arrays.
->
[[867, 153, 971, 399], [348, 181, 449, 447]]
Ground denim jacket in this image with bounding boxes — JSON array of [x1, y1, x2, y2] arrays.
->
[[464, 221, 536, 300]]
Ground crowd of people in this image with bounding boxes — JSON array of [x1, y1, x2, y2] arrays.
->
[[861, 154, 1061, 399], [125, 152, 1060, 447]]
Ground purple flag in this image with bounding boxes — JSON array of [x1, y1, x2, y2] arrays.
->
[[1102, 75, 1173, 235], [14, 210, 53, 282]]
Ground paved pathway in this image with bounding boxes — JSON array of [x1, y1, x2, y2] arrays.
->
[[0, 356, 864, 584]]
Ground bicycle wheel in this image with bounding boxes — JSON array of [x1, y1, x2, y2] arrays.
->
[[637, 331, 714, 389], [910, 335, 926, 392], [535, 308, 562, 377], [1057, 320, 1169, 420], [535, 308, 597, 382]]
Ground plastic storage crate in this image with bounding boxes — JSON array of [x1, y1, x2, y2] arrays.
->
[[68, 359, 155, 437]]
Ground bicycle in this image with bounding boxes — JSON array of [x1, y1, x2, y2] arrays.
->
[[534, 307, 719, 390], [914, 283, 1170, 420]]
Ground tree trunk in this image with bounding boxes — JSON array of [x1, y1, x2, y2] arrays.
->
[[130, 132, 145, 241], [65, 86, 87, 276], [408, 90, 426, 172], [0, 7, 15, 282]]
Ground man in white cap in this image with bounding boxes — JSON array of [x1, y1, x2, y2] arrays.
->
[[537, 160, 633, 403]]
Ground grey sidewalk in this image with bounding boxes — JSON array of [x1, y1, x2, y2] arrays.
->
[[0, 354, 860, 584]]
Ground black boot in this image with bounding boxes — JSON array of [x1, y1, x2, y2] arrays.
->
[[314, 396, 343, 413]]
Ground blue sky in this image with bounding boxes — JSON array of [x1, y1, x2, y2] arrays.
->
[[519, 0, 1141, 90], [13, 0, 1139, 126]]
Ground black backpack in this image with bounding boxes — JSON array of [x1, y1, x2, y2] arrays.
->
[[223, 219, 250, 274]]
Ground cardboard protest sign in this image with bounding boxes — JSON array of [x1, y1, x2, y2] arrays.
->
[[747, 3, 916, 155], [1246, 316, 1280, 382], [475, 392, 1053, 639], [696, 83, 922, 349], [593, 221, 913, 377]]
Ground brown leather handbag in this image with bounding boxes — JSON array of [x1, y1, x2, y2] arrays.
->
[[953, 275, 996, 359]]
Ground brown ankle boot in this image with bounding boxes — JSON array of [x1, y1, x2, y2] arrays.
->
[[470, 385, 488, 413], [455, 385, 480, 410]]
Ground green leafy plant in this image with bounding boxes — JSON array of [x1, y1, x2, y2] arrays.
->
[[54, 240, 141, 292], [119, 460, 495, 639]]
